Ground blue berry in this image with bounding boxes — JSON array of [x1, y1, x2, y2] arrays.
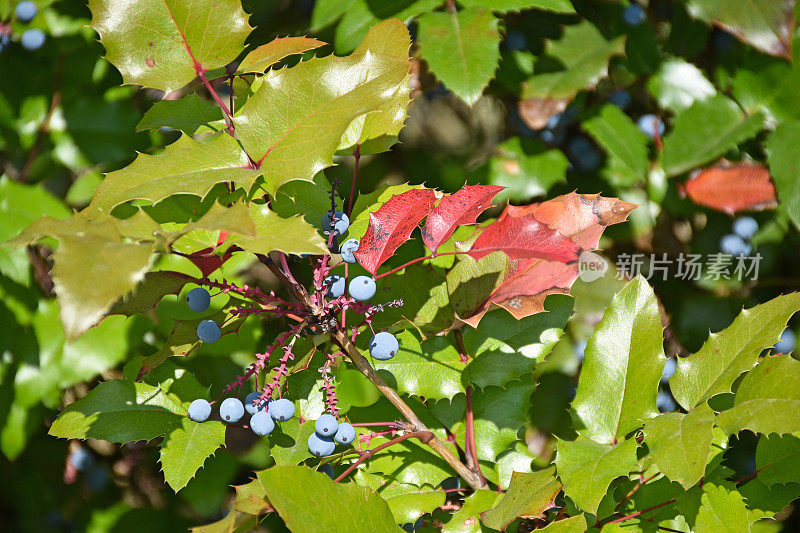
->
[[321, 211, 350, 236], [775, 329, 796, 354], [0, 33, 9, 52], [315, 414, 339, 437], [187, 287, 211, 312], [609, 89, 632, 110], [574, 340, 587, 363], [334, 422, 356, 445], [268, 398, 295, 422], [656, 391, 676, 412], [250, 410, 275, 436], [369, 332, 399, 360], [318, 463, 335, 479], [188, 399, 212, 422], [732, 216, 758, 240], [308, 433, 336, 457], [638, 114, 665, 139], [70, 448, 93, 471], [505, 31, 527, 50], [325, 274, 345, 298], [244, 392, 266, 415], [661, 357, 677, 382], [340, 238, 360, 264], [349, 275, 376, 301], [402, 517, 424, 532], [623, 4, 646, 26], [220, 398, 244, 423], [567, 136, 601, 172], [15, 1, 38, 22], [720, 234, 751, 257], [21, 28, 45, 50], [197, 320, 221, 343]]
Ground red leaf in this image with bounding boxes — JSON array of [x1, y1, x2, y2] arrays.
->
[[453, 193, 637, 327], [421, 185, 504, 253], [354, 188, 437, 275], [682, 160, 777, 214], [186, 247, 233, 278]]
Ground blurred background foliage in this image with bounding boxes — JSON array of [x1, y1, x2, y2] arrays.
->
[[1, 0, 799, 531]]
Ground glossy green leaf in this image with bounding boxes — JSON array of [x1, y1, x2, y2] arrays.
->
[[756, 434, 800, 486], [238, 36, 326, 73], [481, 467, 561, 529], [661, 95, 764, 176], [108, 270, 188, 317], [537, 515, 588, 532], [458, 0, 574, 13], [717, 354, 800, 435], [670, 293, 800, 410], [49, 380, 184, 442], [694, 482, 751, 533], [364, 433, 454, 488], [647, 57, 716, 113], [310, 0, 355, 30], [332, 0, 438, 54], [583, 104, 649, 186], [137, 94, 222, 134], [160, 417, 226, 492], [442, 489, 502, 533], [229, 204, 328, 256], [766, 121, 800, 232], [487, 137, 568, 202], [521, 21, 625, 100], [643, 404, 716, 488], [269, 419, 317, 466], [739, 477, 800, 523], [384, 488, 445, 524], [572, 277, 665, 444], [257, 466, 401, 532], [417, 8, 501, 106], [555, 437, 638, 514]]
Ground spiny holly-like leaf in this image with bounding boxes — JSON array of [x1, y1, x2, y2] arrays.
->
[[756, 433, 800, 486], [269, 419, 317, 466], [108, 271, 188, 318], [643, 404, 716, 488], [231, 479, 272, 515], [49, 380, 184, 442], [458, 0, 575, 13], [88, 0, 252, 92], [417, 8, 501, 106], [234, 20, 410, 194], [257, 466, 401, 532], [421, 185, 504, 254], [90, 133, 260, 214], [555, 437, 638, 514], [670, 292, 800, 410], [238, 36, 326, 73], [383, 489, 445, 524], [447, 193, 636, 326], [694, 482, 751, 532], [572, 276, 665, 444], [442, 489, 502, 533], [354, 188, 437, 275], [191, 511, 259, 533], [347, 183, 428, 240], [740, 477, 800, 523], [686, 0, 795, 59], [661, 95, 764, 177], [716, 354, 800, 436], [160, 417, 226, 492], [481, 467, 562, 530], [229, 204, 329, 256], [682, 160, 777, 214], [583, 104, 649, 187], [136, 94, 222, 134], [766, 121, 800, 232], [521, 21, 625, 102]]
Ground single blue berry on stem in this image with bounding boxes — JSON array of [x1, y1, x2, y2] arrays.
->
[[197, 320, 221, 343], [188, 399, 212, 422], [70, 447, 93, 471], [369, 332, 399, 360], [321, 211, 349, 236], [187, 287, 211, 312], [732, 216, 758, 240], [720, 234, 751, 257], [15, 1, 38, 22], [21, 28, 45, 50], [340, 238, 360, 264], [656, 391, 676, 412], [244, 391, 266, 415], [637, 114, 664, 139], [250, 411, 275, 436], [268, 398, 295, 421], [220, 398, 245, 423], [315, 413, 338, 437], [623, 4, 646, 26], [308, 433, 336, 457], [334, 422, 356, 445], [349, 275, 376, 301], [325, 274, 345, 298]]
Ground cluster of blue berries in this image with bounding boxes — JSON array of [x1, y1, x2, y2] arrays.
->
[[184, 286, 223, 343], [188, 394, 295, 437], [308, 413, 356, 457], [720, 216, 757, 257], [1, 2, 45, 52]]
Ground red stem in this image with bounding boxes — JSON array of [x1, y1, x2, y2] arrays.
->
[[600, 499, 676, 527], [334, 431, 433, 483], [197, 69, 235, 135], [374, 251, 461, 280], [465, 386, 486, 487]]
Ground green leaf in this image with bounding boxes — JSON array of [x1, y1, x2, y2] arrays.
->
[[716, 354, 800, 435], [670, 293, 800, 410], [384, 488, 445, 524], [137, 94, 222, 134], [234, 23, 410, 194], [694, 482, 751, 533], [269, 418, 317, 466], [766, 121, 800, 232], [49, 380, 184, 442], [537, 515, 588, 532], [732, 51, 800, 123], [756, 434, 800, 486], [160, 417, 226, 492], [108, 271, 188, 317], [555, 437, 638, 514], [686, 0, 794, 59], [582, 104, 649, 186], [458, 0, 575, 13], [90, 133, 261, 213], [521, 21, 625, 100], [364, 433, 454, 488], [332, 0, 438, 54], [142, 360, 211, 403], [486, 137, 568, 202], [643, 404, 716, 488], [417, 8, 501, 106], [229, 204, 328, 256], [192, 511, 259, 533], [88, 0, 252, 91], [646, 57, 716, 113], [311, 0, 355, 30], [238, 36, 326, 73], [256, 466, 402, 532], [442, 489, 502, 533], [572, 277, 665, 444], [661, 95, 764, 177], [481, 467, 562, 530], [739, 477, 800, 523]]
